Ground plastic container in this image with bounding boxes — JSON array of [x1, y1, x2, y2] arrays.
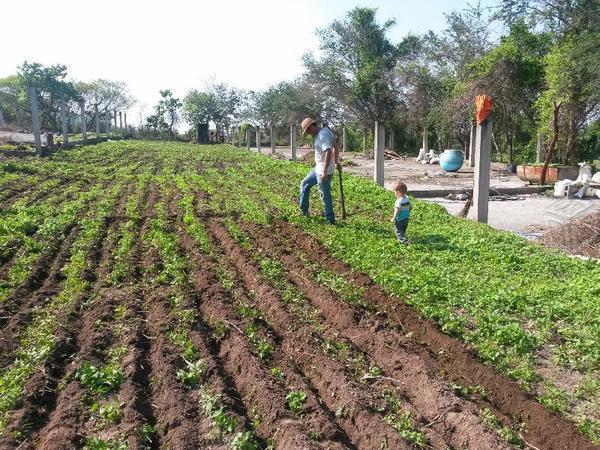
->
[[440, 149, 464, 172]]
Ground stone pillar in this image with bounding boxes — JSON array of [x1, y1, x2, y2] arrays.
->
[[374, 121, 385, 186], [270, 125, 276, 154], [256, 126, 261, 153], [106, 111, 110, 134], [60, 92, 68, 145], [246, 128, 250, 150], [124, 112, 127, 128], [389, 129, 394, 151], [290, 124, 297, 161], [95, 104, 100, 135], [113, 109, 117, 131], [363, 128, 368, 153], [0, 109, 4, 127], [342, 126, 347, 152], [28, 85, 42, 155], [79, 99, 87, 141], [119, 111, 123, 129], [469, 123, 476, 167], [536, 134, 543, 163], [473, 115, 493, 223], [422, 128, 429, 153]]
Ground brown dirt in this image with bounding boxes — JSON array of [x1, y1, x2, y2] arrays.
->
[[538, 209, 600, 258], [268, 219, 596, 450]]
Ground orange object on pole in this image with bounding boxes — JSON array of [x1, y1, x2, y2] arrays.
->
[[476, 95, 493, 124]]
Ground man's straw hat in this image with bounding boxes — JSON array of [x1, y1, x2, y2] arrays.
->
[[301, 117, 317, 137]]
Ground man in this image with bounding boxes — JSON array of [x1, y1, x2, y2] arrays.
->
[[298, 117, 341, 224]]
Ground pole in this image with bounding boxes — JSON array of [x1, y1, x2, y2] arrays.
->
[[0, 109, 4, 127], [473, 115, 493, 223], [469, 123, 476, 167], [342, 126, 347, 152], [95, 104, 100, 135], [374, 121, 385, 186], [28, 85, 42, 155], [422, 127, 429, 153], [270, 125, 276, 154], [389, 129, 394, 151], [60, 92, 68, 145], [290, 124, 297, 161], [79, 99, 87, 141], [256, 126, 261, 153]]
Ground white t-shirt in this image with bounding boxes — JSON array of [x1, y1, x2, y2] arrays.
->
[[314, 128, 335, 176]]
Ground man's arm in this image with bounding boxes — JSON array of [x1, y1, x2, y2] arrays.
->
[[322, 148, 333, 181]]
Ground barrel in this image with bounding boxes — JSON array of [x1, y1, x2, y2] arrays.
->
[[440, 149, 464, 172]]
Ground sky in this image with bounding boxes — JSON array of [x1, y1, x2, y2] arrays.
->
[[2, 0, 498, 125]]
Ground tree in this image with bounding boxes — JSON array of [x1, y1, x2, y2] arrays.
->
[[183, 82, 240, 139], [16, 61, 79, 130], [303, 7, 401, 128], [76, 79, 134, 130], [146, 90, 181, 138]]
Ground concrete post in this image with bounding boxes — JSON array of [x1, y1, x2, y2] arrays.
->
[[422, 128, 429, 153], [374, 121, 385, 186], [290, 124, 297, 161], [536, 134, 543, 163], [270, 125, 276, 154], [28, 85, 42, 155], [60, 92, 68, 145], [256, 126, 261, 153], [246, 128, 250, 150], [113, 110, 117, 132], [469, 123, 476, 167], [106, 111, 110, 134], [124, 112, 127, 128], [118, 111, 122, 129], [363, 128, 368, 153], [389, 129, 394, 151], [342, 126, 347, 152], [473, 115, 493, 223], [0, 109, 4, 127], [79, 99, 87, 141], [95, 104, 100, 135]]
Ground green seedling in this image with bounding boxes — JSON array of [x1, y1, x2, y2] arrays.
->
[[76, 361, 124, 395], [176, 359, 206, 388], [285, 391, 307, 416]]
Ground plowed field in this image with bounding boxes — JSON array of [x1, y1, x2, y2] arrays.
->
[[0, 141, 597, 449]]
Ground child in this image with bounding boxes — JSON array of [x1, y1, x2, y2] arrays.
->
[[390, 181, 412, 244]]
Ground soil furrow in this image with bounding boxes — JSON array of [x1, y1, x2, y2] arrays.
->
[[227, 220, 512, 449], [180, 226, 348, 449], [270, 219, 596, 450], [200, 220, 415, 449]]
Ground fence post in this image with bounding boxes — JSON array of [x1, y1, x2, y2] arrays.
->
[[246, 128, 250, 150], [290, 124, 297, 161], [119, 111, 123, 130], [124, 112, 127, 129], [79, 99, 87, 141], [0, 109, 4, 127], [106, 111, 110, 134], [28, 85, 42, 155], [422, 127, 429, 153], [95, 104, 100, 135], [342, 125, 347, 152], [256, 126, 261, 153], [374, 121, 385, 186], [473, 114, 493, 223], [60, 92, 69, 145], [270, 125, 276, 154], [389, 129, 394, 151], [469, 123, 476, 167]]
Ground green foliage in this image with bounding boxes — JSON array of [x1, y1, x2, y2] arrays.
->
[[285, 391, 307, 416], [99, 400, 124, 425], [176, 360, 206, 388], [76, 361, 124, 395], [83, 437, 127, 450]]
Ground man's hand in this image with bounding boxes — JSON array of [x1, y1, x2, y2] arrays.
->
[[321, 172, 331, 182], [390, 217, 395, 223]]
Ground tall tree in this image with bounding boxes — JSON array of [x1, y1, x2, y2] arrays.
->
[[303, 7, 401, 128], [183, 82, 240, 139]]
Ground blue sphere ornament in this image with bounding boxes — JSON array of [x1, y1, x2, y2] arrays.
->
[[440, 149, 464, 172]]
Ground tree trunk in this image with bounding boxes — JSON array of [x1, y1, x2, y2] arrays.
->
[[540, 101, 561, 186], [564, 113, 578, 163]]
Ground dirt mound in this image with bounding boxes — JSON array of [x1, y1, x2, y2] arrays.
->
[[539, 209, 600, 258]]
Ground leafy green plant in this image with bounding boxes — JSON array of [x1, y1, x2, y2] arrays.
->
[[176, 359, 206, 388], [76, 361, 124, 395], [83, 437, 127, 450], [138, 423, 156, 445], [99, 400, 123, 424], [285, 390, 307, 416]]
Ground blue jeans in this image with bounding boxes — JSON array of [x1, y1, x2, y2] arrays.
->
[[395, 218, 409, 243], [299, 169, 335, 223]]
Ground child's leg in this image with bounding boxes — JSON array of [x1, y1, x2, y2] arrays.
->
[[299, 169, 317, 215], [395, 219, 409, 243]]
